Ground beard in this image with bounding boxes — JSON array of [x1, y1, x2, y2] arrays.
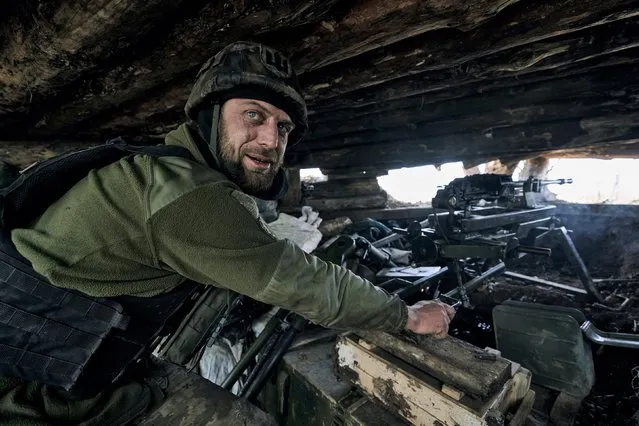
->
[[217, 120, 282, 195]]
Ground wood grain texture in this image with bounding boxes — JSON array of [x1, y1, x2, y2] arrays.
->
[[1, 0, 638, 169]]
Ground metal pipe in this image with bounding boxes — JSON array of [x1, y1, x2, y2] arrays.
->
[[517, 245, 552, 257], [203, 293, 243, 348], [504, 271, 588, 295], [555, 226, 604, 303], [242, 315, 307, 402], [580, 321, 639, 349], [371, 233, 403, 248], [221, 309, 288, 390], [395, 267, 449, 299], [444, 262, 506, 299], [237, 328, 283, 397]]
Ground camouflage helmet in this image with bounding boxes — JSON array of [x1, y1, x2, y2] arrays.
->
[[185, 41, 308, 144]]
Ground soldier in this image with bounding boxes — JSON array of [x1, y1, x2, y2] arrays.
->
[[0, 42, 455, 425]]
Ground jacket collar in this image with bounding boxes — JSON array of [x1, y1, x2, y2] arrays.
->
[[164, 123, 209, 166]]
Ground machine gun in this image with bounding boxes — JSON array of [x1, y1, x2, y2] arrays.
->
[[412, 174, 573, 262], [432, 174, 573, 212], [406, 174, 606, 305]]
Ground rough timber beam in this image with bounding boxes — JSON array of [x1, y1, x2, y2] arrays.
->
[[70, 48, 639, 142], [289, 113, 639, 170], [20, 0, 520, 139], [290, 0, 523, 72], [301, 3, 639, 103], [5, 0, 342, 138], [308, 45, 639, 114], [0, 0, 190, 118], [2, 0, 639, 168]]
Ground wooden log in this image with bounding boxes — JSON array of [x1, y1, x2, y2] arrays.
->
[[306, 193, 387, 212], [0, 0, 189, 113], [303, 112, 633, 150], [291, 0, 520, 73], [291, 112, 639, 170], [308, 46, 639, 114], [305, 99, 639, 152], [305, 76, 639, 143], [323, 168, 390, 179], [90, 46, 639, 143], [307, 97, 639, 147], [308, 62, 639, 126], [355, 330, 512, 400], [310, 178, 381, 198], [21, 0, 341, 137], [546, 140, 639, 158], [302, 7, 639, 103], [72, 55, 639, 144]]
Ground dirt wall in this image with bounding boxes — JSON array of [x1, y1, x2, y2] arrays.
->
[[555, 203, 639, 277]]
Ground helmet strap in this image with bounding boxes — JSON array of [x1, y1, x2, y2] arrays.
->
[[207, 103, 221, 169]]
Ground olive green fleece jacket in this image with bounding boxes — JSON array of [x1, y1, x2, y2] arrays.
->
[[0, 124, 407, 425]]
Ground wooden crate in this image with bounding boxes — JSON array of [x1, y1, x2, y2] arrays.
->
[[336, 333, 533, 426]]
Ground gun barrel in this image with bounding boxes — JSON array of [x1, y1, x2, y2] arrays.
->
[[541, 178, 573, 185], [502, 178, 573, 187]]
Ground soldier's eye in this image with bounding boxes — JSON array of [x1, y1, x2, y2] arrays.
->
[[278, 123, 293, 137], [246, 110, 262, 121]]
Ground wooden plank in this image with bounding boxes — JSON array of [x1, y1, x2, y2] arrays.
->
[[355, 331, 512, 399], [495, 367, 532, 414], [335, 335, 530, 426], [441, 385, 465, 401], [336, 336, 487, 425], [319, 207, 439, 222], [509, 389, 536, 426]]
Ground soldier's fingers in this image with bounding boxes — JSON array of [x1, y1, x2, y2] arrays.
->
[[445, 305, 456, 319], [440, 307, 450, 325], [433, 330, 448, 339]]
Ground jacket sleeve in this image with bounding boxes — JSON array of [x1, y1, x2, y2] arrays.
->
[[148, 181, 407, 333]]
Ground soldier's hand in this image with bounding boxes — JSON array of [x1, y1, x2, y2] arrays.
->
[[405, 300, 456, 338]]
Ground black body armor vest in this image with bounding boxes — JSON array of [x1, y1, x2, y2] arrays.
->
[[0, 139, 203, 397]]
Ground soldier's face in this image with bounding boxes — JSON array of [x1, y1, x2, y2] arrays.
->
[[217, 98, 294, 194]]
